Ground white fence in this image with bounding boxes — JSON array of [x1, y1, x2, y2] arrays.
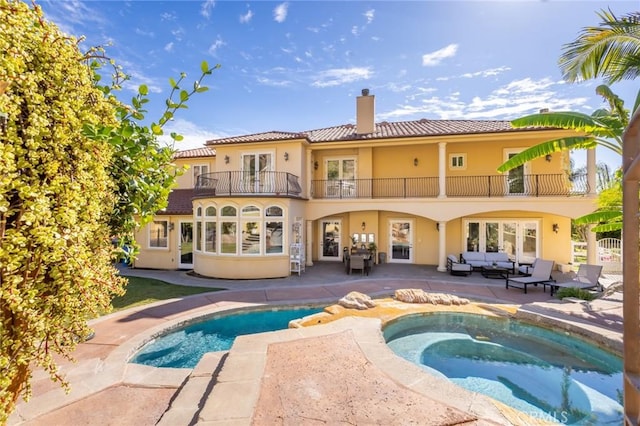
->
[[571, 238, 622, 273]]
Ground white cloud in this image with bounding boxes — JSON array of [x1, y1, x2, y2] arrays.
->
[[351, 26, 359, 36], [119, 67, 164, 94], [364, 9, 375, 24], [256, 77, 292, 87], [461, 66, 512, 79], [160, 12, 176, 21], [171, 28, 185, 41], [422, 44, 458, 67], [240, 9, 253, 24], [311, 67, 372, 88], [158, 118, 225, 151], [201, 0, 215, 19], [379, 77, 589, 122], [274, 3, 289, 23], [135, 28, 154, 37], [208, 36, 225, 56], [164, 42, 174, 52]]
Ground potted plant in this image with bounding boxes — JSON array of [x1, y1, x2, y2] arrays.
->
[[368, 242, 377, 263]]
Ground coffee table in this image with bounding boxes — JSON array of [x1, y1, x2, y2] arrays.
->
[[481, 265, 509, 279]]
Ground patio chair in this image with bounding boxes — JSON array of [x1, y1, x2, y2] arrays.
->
[[517, 259, 537, 276], [506, 259, 554, 294], [349, 255, 367, 275], [550, 264, 603, 296], [447, 254, 472, 276]]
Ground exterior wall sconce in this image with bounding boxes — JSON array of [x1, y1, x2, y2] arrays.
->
[[284, 152, 289, 161], [545, 154, 552, 162], [552, 223, 559, 233], [414, 158, 419, 166], [224, 155, 230, 164], [169, 222, 175, 231], [314, 161, 318, 170], [361, 221, 366, 231]]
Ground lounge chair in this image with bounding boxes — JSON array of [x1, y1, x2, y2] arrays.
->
[[550, 264, 603, 296], [446, 254, 472, 276], [505, 259, 554, 294]]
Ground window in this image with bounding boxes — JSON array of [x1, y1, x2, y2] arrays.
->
[[221, 206, 237, 254], [241, 206, 261, 254], [266, 205, 284, 254], [195, 206, 202, 252], [149, 220, 168, 248], [325, 158, 356, 197], [192, 204, 286, 256], [192, 164, 209, 187], [205, 206, 216, 253], [450, 154, 466, 170]]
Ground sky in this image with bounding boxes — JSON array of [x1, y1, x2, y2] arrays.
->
[[38, 0, 639, 169]]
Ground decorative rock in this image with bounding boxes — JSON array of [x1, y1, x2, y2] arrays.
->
[[338, 291, 377, 310], [394, 289, 469, 305]]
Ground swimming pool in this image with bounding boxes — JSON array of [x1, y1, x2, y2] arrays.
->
[[131, 306, 322, 369], [384, 312, 623, 425]]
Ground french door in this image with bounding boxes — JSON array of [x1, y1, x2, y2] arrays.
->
[[504, 150, 530, 195], [325, 158, 356, 198], [389, 219, 413, 263], [465, 220, 539, 263], [242, 153, 273, 193], [178, 221, 194, 269], [319, 219, 342, 261]]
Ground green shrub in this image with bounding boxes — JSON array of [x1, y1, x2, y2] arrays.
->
[[555, 287, 597, 301]]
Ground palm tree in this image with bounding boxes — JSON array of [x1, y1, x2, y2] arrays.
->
[[497, 85, 638, 173], [498, 86, 638, 234], [559, 9, 640, 84]]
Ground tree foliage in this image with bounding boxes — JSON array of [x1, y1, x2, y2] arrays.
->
[[559, 9, 640, 84], [0, 1, 217, 420], [0, 1, 125, 420], [497, 85, 636, 173]]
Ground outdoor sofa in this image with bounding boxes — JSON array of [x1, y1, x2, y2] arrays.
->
[[460, 251, 515, 273]]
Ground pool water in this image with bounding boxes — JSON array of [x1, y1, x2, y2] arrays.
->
[[384, 313, 623, 425], [131, 307, 322, 369]]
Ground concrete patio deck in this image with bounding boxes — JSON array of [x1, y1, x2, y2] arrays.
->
[[7, 262, 624, 425]]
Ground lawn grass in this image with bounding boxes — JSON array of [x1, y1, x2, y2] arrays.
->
[[110, 276, 222, 312]]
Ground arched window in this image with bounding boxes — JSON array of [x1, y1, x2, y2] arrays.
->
[[241, 205, 261, 255], [220, 205, 238, 254], [265, 205, 284, 254], [204, 206, 217, 253], [194, 205, 203, 252]]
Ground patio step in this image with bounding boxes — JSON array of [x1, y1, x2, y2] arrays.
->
[[156, 351, 228, 426]]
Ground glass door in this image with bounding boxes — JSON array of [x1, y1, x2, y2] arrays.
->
[[390, 220, 413, 263], [178, 221, 193, 269], [326, 158, 356, 198], [504, 150, 530, 195], [519, 222, 539, 264], [242, 153, 273, 193], [319, 219, 341, 261]]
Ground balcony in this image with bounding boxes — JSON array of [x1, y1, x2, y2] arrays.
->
[[310, 173, 589, 199], [195, 171, 303, 197]]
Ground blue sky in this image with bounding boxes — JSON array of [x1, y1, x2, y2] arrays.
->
[[39, 0, 638, 169]]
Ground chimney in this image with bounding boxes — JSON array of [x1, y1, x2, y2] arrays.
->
[[356, 88, 375, 134]]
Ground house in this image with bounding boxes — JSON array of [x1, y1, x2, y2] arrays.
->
[[133, 89, 598, 279]]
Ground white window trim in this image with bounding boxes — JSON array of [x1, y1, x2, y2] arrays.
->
[[449, 153, 466, 170], [192, 164, 209, 187]]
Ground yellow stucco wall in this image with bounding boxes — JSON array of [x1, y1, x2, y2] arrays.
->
[[174, 157, 215, 189]]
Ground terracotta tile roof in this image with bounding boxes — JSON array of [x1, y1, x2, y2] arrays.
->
[[205, 131, 307, 146], [174, 147, 216, 159], [157, 189, 194, 215], [204, 118, 553, 146]]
